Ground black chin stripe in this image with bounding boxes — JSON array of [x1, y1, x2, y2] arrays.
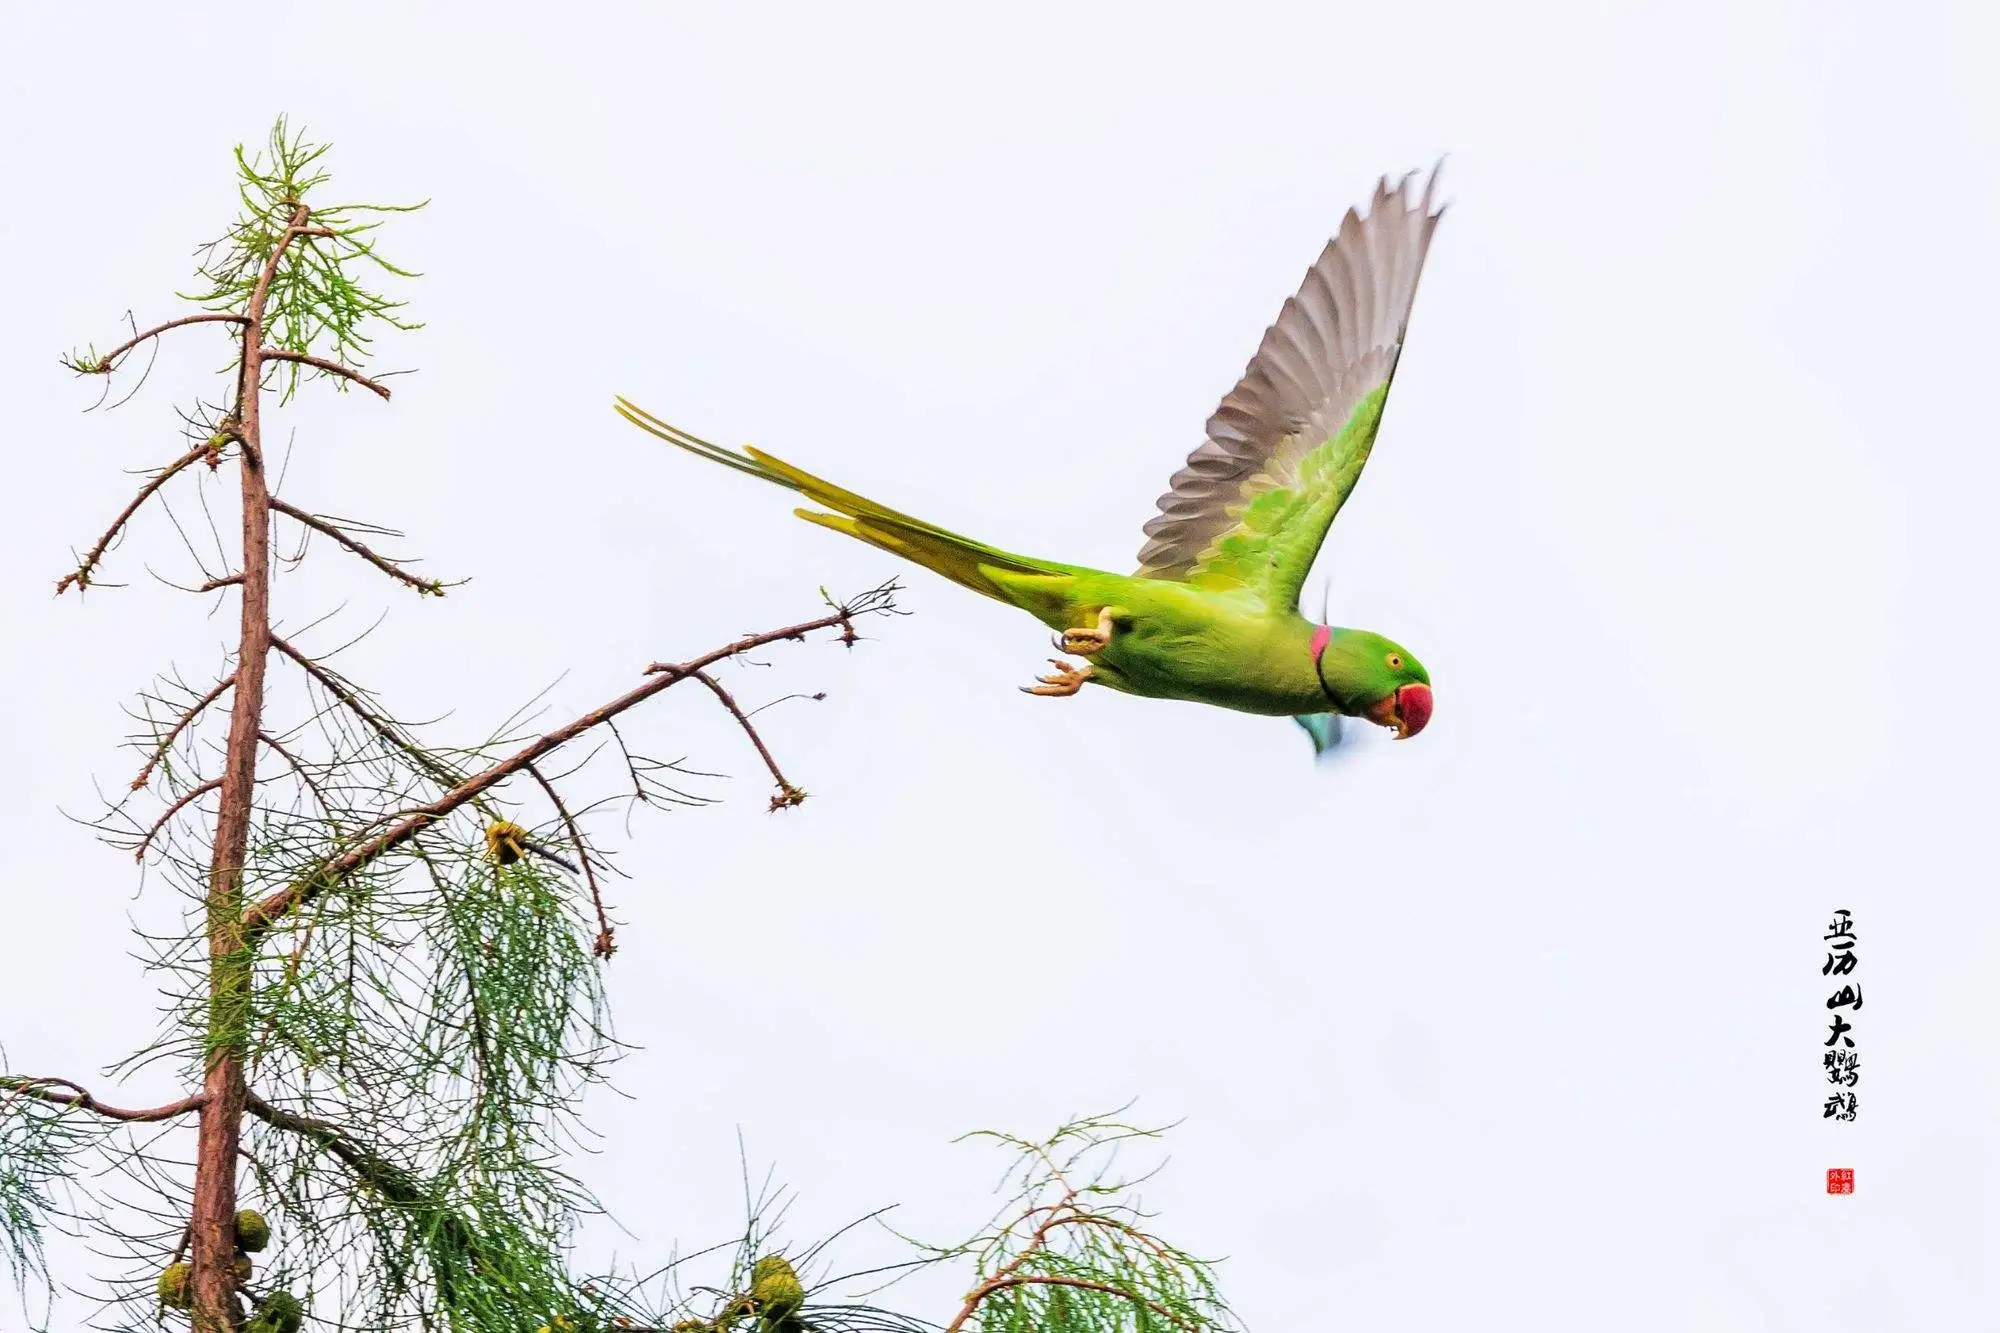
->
[[1312, 646, 1342, 708]]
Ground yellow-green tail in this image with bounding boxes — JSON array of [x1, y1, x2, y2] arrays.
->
[[613, 398, 1075, 605]]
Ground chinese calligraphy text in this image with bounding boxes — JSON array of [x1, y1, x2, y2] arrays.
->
[[1822, 909, 1860, 1123]]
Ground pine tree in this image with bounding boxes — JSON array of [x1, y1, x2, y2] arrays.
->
[[3, 120, 1238, 1333]]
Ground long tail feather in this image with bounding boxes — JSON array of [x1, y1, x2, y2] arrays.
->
[[614, 397, 1072, 603]]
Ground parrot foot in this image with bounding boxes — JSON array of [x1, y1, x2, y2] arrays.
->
[[1056, 606, 1116, 655], [1022, 658, 1093, 697]]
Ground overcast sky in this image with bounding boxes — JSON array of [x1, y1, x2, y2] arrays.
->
[[3, 2, 1996, 1329]]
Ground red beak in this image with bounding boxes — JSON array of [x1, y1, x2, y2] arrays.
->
[[1394, 682, 1433, 740]]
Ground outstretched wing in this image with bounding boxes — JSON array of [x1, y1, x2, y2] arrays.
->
[[1134, 167, 1444, 610]]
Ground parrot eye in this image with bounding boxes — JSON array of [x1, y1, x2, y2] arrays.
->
[[1386, 653, 1403, 671]]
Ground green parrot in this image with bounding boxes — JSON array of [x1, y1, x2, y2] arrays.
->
[[617, 167, 1444, 755]]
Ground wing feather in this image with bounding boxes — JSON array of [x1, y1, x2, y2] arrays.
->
[[1135, 166, 1444, 609]]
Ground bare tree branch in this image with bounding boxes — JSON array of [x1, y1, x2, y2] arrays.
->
[[691, 670, 806, 811], [242, 1091, 422, 1203], [242, 586, 898, 939], [136, 777, 223, 860], [56, 440, 220, 595], [133, 671, 237, 790], [258, 729, 338, 823], [66, 312, 251, 374], [524, 761, 616, 958], [0, 1076, 205, 1125], [270, 633, 482, 813], [259, 350, 392, 400], [945, 1275, 1195, 1333], [269, 497, 444, 594]]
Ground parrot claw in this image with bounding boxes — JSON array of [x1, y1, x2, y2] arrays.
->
[[1060, 607, 1116, 655], [1022, 658, 1093, 697]]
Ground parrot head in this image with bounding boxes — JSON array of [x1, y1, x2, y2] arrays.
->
[[1311, 625, 1432, 740]]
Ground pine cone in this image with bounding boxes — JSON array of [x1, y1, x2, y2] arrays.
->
[[157, 1262, 192, 1310], [750, 1255, 804, 1325], [235, 1208, 272, 1253]]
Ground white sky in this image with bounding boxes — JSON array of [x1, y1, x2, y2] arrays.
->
[[3, 2, 1996, 1329]]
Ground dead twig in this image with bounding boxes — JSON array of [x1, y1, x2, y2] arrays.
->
[[270, 497, 445, 594], [56, 441, 218, 595], [258, 729, 339, 824], [135, 777, 223, 860], [271, 634, 471, 796], [691, 670, 807, 811], [133, 671, 237, 790], [524, 761, 616, 958]]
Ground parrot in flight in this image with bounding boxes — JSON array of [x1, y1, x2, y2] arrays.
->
[[616, 166, 1444, 755]]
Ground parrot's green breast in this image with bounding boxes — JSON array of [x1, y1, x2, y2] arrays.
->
[[990, 569, 1330, 716], [1097, 594, 1328, 716]]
